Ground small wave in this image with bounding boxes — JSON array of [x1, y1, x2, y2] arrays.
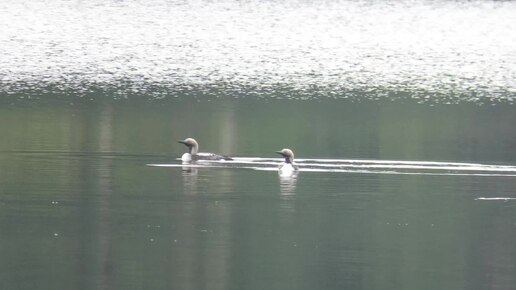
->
[[227, 158, 516, 173], [475, 197, 516, 201]]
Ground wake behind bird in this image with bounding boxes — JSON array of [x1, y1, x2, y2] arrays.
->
[[148, 158, 516, 177]]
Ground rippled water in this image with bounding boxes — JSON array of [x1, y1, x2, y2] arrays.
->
[[150, 157, 516, 177], [1, 0, 516, 103]]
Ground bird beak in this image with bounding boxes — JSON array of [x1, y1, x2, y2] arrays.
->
[[178, 140, 186, 144], [275, 151, 284, 156]]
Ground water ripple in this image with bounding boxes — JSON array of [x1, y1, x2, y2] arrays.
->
[[1, 0, 515, 103], [148, 157, 516, 177]]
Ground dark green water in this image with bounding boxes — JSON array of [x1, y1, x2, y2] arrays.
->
[[1, 98, 515, 290]]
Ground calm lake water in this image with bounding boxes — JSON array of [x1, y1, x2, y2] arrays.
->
[[1, 0, 516, 290]]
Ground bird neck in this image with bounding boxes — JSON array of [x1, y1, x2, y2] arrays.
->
[[189, 145, 198, 154]]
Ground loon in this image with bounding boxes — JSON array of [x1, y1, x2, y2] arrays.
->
[[178, 138, 233, 162], [276, 148, 299, 176]]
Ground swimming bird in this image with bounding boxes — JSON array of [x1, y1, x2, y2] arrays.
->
[[178, 138, 233, 162], [276, 148, 299, 176]]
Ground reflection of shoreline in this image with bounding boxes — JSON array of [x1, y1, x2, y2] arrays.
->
[[88, 105, 114, 289], [175, 161, 231, 290]]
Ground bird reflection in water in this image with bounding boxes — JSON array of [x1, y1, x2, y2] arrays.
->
[[276, 148, 299, 195], [181, 162, 199, 194], [278, 172, 298, 195]]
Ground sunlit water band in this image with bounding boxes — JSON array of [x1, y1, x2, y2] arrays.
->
[[1, 0, 516, 104], [148, 157, 516, 177]]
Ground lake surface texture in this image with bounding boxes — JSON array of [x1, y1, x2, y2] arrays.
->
[[1, 0, 516, 290]]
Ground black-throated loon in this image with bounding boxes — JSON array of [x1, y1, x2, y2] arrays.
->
[[178, 138, 233, 162], [275, 148, 299, 175]]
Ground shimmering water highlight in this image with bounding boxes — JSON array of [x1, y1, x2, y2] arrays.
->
[[1, 0, 515, 103]]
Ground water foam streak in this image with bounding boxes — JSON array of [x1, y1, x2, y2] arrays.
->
[[148, 157, 516, 177]]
